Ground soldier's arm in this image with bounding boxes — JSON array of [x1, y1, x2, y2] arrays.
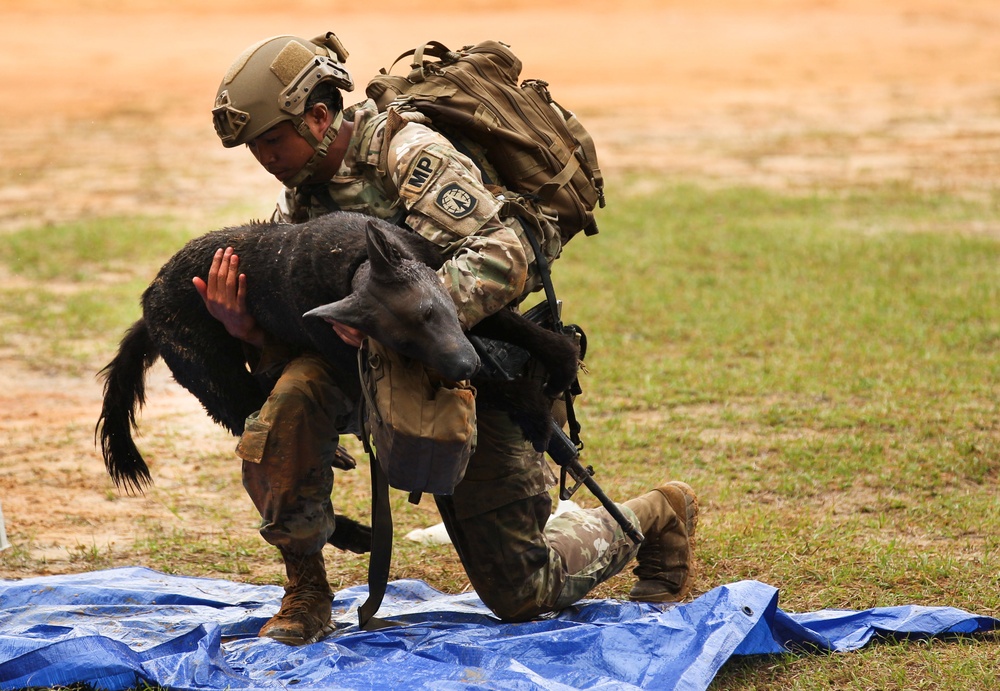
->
[[386, 124, 528, 329]]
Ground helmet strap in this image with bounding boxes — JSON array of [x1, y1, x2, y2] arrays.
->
[[283, 109, 345, 189]]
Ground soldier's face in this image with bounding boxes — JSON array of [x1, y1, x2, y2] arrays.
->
[[246, 122, 314, 184]]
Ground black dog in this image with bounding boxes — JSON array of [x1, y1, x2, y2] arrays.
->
[[96, 212, 579, 551]]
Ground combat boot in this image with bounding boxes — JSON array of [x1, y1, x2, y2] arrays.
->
[[258, 549, 334, 645], [624, 481, 699, 602]]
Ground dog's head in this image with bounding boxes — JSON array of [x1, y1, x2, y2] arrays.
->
[[303, 220, 480, 381]]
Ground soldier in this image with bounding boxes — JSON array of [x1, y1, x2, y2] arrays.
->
[[199, 32, 699, 645]]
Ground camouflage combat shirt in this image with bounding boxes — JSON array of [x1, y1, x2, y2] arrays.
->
[[273, 100, 561, 329]]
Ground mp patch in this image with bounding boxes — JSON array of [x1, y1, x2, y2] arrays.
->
[[400, 151, 444, 197], [436, 183, 478, 219]]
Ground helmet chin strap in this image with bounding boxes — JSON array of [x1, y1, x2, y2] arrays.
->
[[283, 109, 345, 189]]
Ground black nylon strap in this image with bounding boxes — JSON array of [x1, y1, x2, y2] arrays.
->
[[510, 212, 588, 468], [509, 211, 563, 331], [302, 183, 341, 213], [357, 347, 396, 631], [357, 454, 396, 630]]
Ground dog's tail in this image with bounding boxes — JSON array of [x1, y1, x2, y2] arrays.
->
[[95, 318, 159, 493]]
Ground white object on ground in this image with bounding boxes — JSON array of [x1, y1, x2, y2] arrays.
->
[[404, 520, 452, 545], [404, 499, 584, 545], [552, 498, 583, 517]]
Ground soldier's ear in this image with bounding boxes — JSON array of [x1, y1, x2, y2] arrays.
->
[[305, 102, 331, 130]]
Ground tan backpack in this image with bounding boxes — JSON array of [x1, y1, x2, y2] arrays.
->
[[366, 40, 606, 242]]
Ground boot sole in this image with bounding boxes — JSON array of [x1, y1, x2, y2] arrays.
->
[[666, 481, 699, 541], [261, 620, 337, 646], [663, 481, 699, 601]]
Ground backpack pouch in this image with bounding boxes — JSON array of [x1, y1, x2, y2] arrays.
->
[[362, 338, 477, 495]]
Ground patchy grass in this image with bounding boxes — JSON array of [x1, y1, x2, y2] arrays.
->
[[1, 181, 998, 689], [550, 180, 1000, 687], [0, 217, 196, 372]]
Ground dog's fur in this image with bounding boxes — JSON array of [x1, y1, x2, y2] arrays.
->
[[96, 212, 579, 552]]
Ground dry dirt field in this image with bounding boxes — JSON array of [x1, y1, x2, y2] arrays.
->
[[1, 0, 999, 581]]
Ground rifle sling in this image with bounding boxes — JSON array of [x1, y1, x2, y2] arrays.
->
[[507, 208, 562, 331]]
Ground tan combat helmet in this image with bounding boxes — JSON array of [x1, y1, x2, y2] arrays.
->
[[212, 32, 355, 187]]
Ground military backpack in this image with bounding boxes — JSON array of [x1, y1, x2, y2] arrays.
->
[[366, 40, 606, 242]]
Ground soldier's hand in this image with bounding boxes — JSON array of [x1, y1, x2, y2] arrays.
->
[[192, 247, 266, 348]]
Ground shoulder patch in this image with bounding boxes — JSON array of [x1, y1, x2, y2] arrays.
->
[[400, 149, 445, 198], [435, 183, 479, 219]]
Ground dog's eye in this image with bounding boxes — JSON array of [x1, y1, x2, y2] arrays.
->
[[423, 306, 434, 323]]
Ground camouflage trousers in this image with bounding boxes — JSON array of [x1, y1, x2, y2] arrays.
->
[[237, 352, 355, 555], [236, 352, 642, 620]]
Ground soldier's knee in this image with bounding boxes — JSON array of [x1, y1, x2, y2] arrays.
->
[[264, 355, 353, 428], [482, 593, 547, 623]]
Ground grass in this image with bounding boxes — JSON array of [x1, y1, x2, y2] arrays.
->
[[552, 180, 1000, 687], [1, 180, 998, 689], [0, 216, 196, 372]]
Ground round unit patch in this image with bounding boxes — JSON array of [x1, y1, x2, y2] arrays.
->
[[436, 183, 478, 219]]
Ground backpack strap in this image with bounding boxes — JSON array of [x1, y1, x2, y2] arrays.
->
[[375, 107, 409, 190], [562, 109, 606, 210], [357, 450, 396, 631], [372, 106, 436, 209], [402, 41, 461, 82], [535, 154, 582, 206]]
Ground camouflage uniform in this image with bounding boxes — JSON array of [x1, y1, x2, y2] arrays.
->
[[241, 99, 643, 619]]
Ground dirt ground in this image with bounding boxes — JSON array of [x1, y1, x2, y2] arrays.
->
[[1, 0, 999, 579]]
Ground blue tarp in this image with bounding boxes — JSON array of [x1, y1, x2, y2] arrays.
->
[[0, 567, 995, 690]]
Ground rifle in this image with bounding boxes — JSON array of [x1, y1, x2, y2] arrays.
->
[[468, 330, 644, 545]]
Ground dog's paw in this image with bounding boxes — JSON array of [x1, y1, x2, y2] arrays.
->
[[541, 337, 580, 396], [512, 410, 554, 452], [328, 514, 372, 553]]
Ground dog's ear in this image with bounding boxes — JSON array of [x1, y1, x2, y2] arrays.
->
[[302, 293, 365, 328], [365, 220, 404, 282]]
